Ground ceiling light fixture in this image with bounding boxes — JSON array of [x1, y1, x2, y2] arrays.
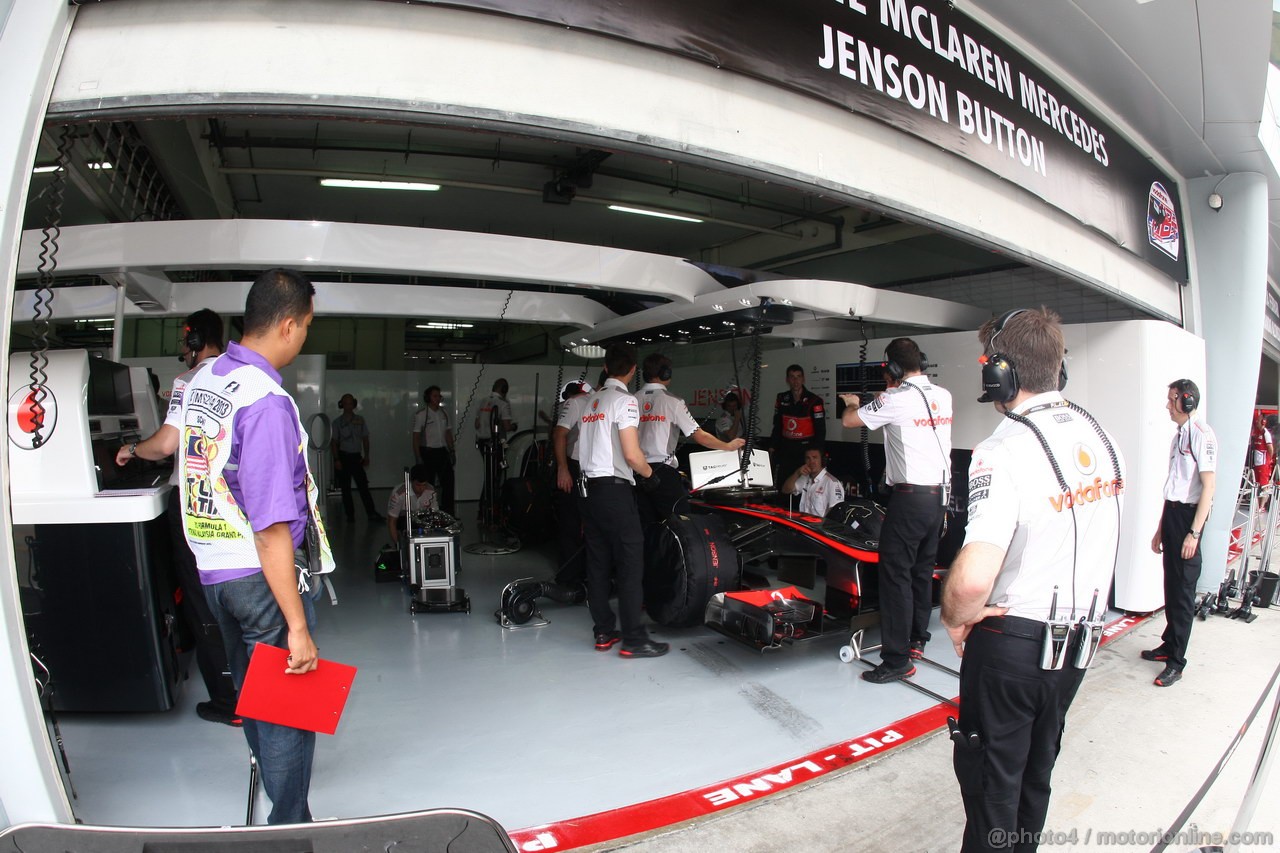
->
[[607, 205, 703, 224], [32, 164, 61, 174], [417, 322, 474, 330], [87, 162, 113, 170], [320, 178, 441, 191], [572, 344, 606, 358]]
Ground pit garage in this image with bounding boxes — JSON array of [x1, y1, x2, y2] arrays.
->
[[0, 1, 1277, 850]]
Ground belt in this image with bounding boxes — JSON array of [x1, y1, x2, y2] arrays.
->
[[978, 614, 1052, 641], [586, 476, 632, 486], [893, 483, 943, 494], [1165, 499, 1197, 508]]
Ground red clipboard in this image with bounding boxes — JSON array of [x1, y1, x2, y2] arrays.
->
[[235, 643, 356, 735]]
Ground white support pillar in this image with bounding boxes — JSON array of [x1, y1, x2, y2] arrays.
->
[[1186, 172, 1269, 590], [0, 0, 76, 828]]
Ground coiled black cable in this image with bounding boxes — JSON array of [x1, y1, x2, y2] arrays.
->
[[457, 288, 515, 435], [737, 319, 764, 481], [858, 318, 873, 497], [27, 126, 73, 449]]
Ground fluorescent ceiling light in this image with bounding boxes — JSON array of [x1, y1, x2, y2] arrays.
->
[[572, 344, 606, 358], [320, 178, 440, 191], [607, 205, 703, 223], [417, 322, 474, 329], [32, 165, 61, 174]]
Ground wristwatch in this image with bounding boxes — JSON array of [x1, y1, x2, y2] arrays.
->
[[128, 441, 138, 458], [1189, 529, 1201, 539]]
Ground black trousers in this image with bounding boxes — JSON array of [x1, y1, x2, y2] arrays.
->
[[164, 488, 237, 712], [554, 460, 586, 586], [637, 464, 689, 525], [580, 479, 649, 645], [954, 622, 1087, 853], [335, 451, 379, 519], [419, 446, 455, 515], [877, 489, 944, 668], [1160, 500, 1201, 670]]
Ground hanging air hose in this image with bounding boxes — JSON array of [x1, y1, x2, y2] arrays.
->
[[26, 126, 73, 449], [857, 318, 874, 497], [457, 288, 515, 433], [737, 319, 764, 484]]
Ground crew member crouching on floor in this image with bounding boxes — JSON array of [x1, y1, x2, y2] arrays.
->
[[387, 463, 440, 543], [942, 308, 1125, 853]]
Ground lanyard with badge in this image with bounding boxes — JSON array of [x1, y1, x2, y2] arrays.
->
[[1004, 399, 1123, 670]]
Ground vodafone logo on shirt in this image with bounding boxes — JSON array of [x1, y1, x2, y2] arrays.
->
[[1048, 476, 1122, 512]]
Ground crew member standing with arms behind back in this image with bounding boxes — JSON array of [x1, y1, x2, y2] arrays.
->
[[1145, 379, 1216, 687], [771, 364, 825, 486], [942, 308, 1124, 852], [840, 338, 952, 682], [577, 344, 668, 658]]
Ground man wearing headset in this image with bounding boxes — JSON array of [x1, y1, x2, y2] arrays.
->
[[782, 446, 845, 516], [332, 393, 382, 523], [636, 353, 746, 522], [115, 309, 239, 726], [840, 338, 953, 683], [1146, 379, 1216, 688], [942, 308, 1124, 852]]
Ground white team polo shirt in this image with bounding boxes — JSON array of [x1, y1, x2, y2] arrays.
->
[[476, 393, 513, 435], [857, 375, 953, 486], [793, 468, 846, 517], [637, 383, 701, 467], [387, 481, 438, 518], [413, 406, 451, 449], [578, 378, 640, 482], [555, 393, 589, 461], [1163, 419, 1218, 504], [963, 392, 1126, 622]]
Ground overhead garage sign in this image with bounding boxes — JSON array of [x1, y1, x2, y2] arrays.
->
[[408, 0, 1186, 281]]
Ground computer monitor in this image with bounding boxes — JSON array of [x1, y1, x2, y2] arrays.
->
[[87, 357, 133, 417]]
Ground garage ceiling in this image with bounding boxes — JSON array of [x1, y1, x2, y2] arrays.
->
[[26, 0, 1271, 353]]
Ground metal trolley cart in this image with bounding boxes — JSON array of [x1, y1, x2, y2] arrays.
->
[[399, 473, 469, 614]]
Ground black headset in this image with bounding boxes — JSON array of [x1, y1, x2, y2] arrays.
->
[[883, 347, 929, 382], [657, 362, 673, 382], [184, 324, 204, 354], [977, 309, 1068, 404], [338, 395, 357, 411], [1171, 379, 1200, 414]]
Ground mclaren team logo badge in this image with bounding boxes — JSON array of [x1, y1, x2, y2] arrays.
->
[[1147, 181, 1180, 261], [8, 385, 58, 450]]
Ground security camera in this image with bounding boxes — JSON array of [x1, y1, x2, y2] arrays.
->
[[1208, 192, 1223, 211]]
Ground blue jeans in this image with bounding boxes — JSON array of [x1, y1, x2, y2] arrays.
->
[[205, 572, 317, 825]]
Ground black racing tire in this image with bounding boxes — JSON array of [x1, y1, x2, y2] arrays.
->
[[643, 512, 740, 628]]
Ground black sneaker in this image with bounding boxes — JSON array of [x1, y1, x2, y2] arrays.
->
[[619, 640, 670, 658], [1140, 648, 1170, 662], [909, 640, 926, 660], [196, 701, 242, 727], [593, 631, 621, 651], [1153, 665, 1182, 687], [861, 662, 916, 684]]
